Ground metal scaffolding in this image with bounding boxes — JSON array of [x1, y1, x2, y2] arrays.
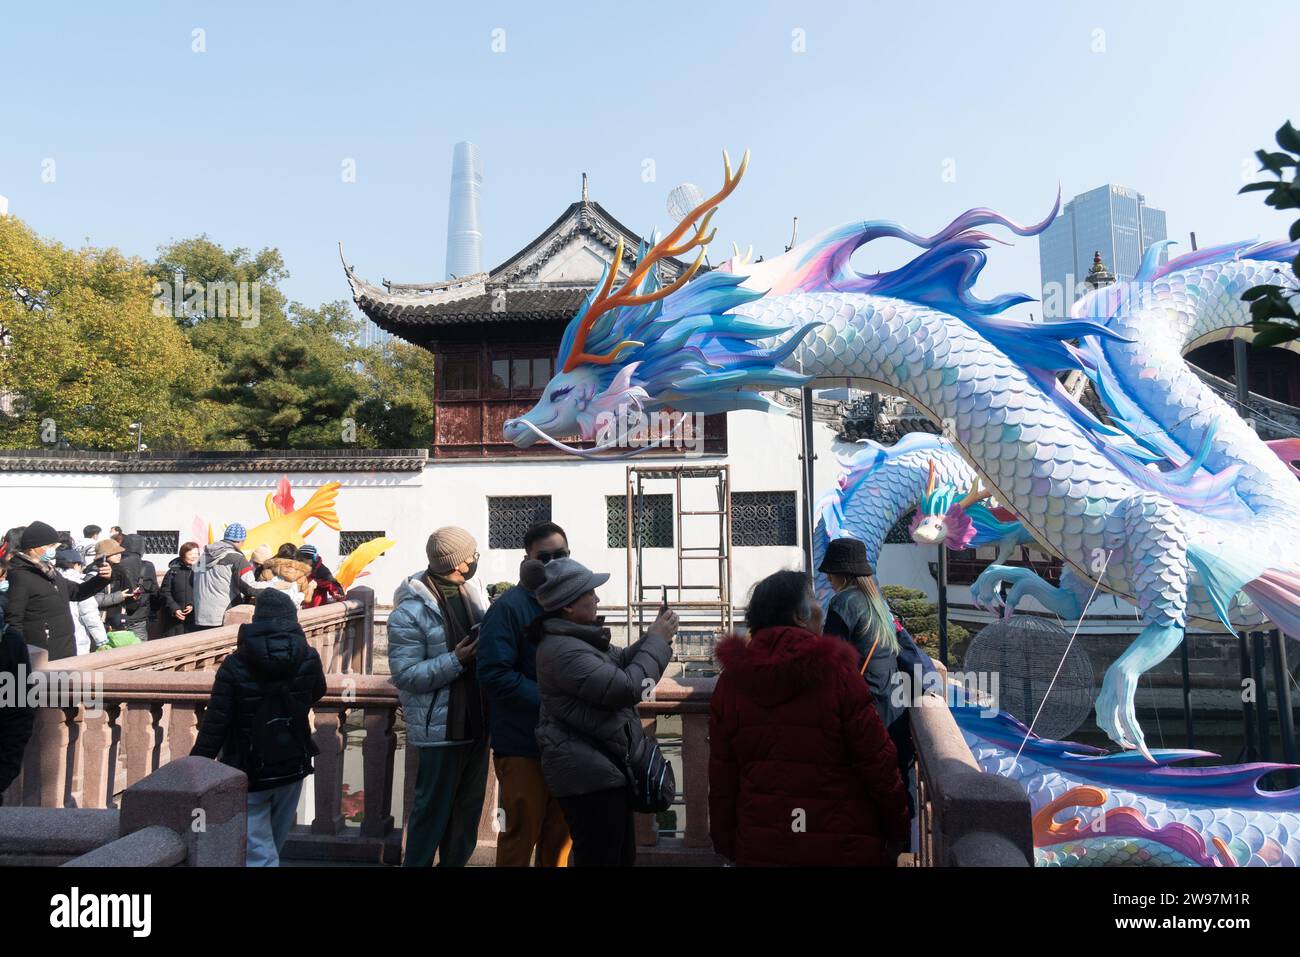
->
[[625, 464, 733, 661]]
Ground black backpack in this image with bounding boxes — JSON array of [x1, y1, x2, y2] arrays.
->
[[248, 679, 315, 788], [619, 723, 675, 814]]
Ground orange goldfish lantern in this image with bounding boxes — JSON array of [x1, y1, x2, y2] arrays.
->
[[239, 479, 342, 557]]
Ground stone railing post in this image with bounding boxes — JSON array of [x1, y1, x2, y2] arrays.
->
[[117, 755, 247, 866], [910, 694, 1033, 867], [346, 587, 375, 675], [680, 712, 711, 848], [310, 705, 347, 835], [359, 705, 396, 838]]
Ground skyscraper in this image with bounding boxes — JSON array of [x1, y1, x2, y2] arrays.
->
[[445, 141, 483, 279], [1038, 184, 1167, 319]]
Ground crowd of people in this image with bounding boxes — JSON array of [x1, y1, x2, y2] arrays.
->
[[0, 521, 350, 660], [378, 521, 927, 870], [0, 512, 932, 869]]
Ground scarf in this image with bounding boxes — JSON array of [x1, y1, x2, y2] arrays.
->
[[424, 572, 484, 743]]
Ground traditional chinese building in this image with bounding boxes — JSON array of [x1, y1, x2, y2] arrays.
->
[[341, 180, 726, 457]]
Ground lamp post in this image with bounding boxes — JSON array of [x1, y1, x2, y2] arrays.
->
[[129, 422, 143, 456]]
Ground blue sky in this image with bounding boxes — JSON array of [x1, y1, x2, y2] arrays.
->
[[2, 1, 1296, 322]]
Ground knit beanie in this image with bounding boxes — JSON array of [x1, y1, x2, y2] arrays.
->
[[250, 544, 273, 564], [223, 523, 247, 543], [252, 587, 299, 622], [426, 527, 476, 576], [20, 521, 59, 550]]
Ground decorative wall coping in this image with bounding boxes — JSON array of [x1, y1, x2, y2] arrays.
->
[[0, 448, 429, 473]]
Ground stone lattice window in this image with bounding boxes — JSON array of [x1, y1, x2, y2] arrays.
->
[[730, 491, 797, 547], [606, 494, 674, 548], [138, 530, 180, 555], [340, 531, 387, 556], [488, 496, 552, 550]]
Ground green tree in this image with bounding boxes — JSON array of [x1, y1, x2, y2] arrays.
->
[[354, 339, 435, 448], [206, 301, 367, 449], [0, 215, 209, 450], [1239, 121, 1300, 347]]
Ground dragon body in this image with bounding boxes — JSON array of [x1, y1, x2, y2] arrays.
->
[[504, 152, 1300, 761], [813, 434, 1300, 865], [812, 431, 1032, 608]]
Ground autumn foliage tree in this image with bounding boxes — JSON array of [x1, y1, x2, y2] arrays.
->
[[0, 215, 210, 450], [0, 222, 434, 451]]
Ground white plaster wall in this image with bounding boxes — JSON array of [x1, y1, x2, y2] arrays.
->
[[0, 407, 848, 614]]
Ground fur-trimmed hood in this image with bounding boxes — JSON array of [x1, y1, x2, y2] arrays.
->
[[713, 626, 859, 706], [262, 557, 312, 583]]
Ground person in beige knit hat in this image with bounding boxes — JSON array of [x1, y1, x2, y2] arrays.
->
[[388, 526, 489, 866]]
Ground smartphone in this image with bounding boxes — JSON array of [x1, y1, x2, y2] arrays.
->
[[659, 586, 668, 615]]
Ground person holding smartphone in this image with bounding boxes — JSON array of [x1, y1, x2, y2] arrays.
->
[[387, 526, 489, 867]]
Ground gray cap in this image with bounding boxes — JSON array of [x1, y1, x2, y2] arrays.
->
[[534, 557, 609, 612]]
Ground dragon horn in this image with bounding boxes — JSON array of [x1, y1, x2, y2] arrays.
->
[[925, 460, 937, 498], [958, 481, 995, 511]]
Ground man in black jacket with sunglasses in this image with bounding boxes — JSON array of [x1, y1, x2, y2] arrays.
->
[[476, 521, 573, 867]]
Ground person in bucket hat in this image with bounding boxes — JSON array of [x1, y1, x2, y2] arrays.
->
[[530, 557, 678, 866]]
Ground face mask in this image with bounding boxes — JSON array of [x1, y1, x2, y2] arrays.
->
[[0, 580, 7, 593], [462, 558, 478, 581], [42, 547, 57, 563]]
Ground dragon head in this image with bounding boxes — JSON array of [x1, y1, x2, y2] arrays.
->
[[504, 150, 821, 452], [909, 459, 990, 550]]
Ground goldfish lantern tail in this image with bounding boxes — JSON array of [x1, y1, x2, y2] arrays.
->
[[264, 492, 282, 520], [336, 536, 396, 590], [301, 482, 343, 531]]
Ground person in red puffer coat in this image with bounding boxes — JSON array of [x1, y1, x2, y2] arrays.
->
[[709, 570, 910, 867]]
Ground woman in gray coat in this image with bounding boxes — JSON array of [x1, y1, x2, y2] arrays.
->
[[531, 558, 677, 866]]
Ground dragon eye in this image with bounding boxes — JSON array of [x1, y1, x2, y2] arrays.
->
[[549, 386, 574, 402]]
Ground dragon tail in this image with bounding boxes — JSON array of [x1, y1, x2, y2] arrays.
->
[[1242, 570, 1300, 640], [1186, 540, 1300, 639]]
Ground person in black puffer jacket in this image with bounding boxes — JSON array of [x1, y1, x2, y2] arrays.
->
[[159, 542, 200, 637], [111, 534, 159, 641], [6, 522, 111, 661], [191, 588, 326, 866]]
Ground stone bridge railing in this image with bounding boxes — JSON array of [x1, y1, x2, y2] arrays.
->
[[911, 689, 1034, 866]]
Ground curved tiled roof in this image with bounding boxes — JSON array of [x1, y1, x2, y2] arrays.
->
[[341, 198, 687, 335]]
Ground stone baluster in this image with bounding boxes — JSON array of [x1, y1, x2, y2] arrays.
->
[[346, 587, 374, 675], [167, 702, 201, 763], [359, 706, 396, 838], [80, 702, 121, 810], [680, 711, 710, 847], [28, 707, 75, 808], [122, 703, 157, 789], [310, 705, 347, 835]]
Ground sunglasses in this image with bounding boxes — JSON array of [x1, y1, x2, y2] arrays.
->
[[534, 547, 570, 564]]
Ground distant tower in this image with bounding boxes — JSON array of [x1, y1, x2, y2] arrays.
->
[[0, 195, 8, 216], [445, 142, 483, 279]]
